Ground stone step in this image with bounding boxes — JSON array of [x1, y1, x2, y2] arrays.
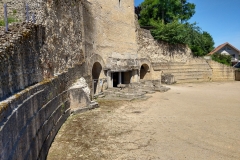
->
[[140, 89, 155, 94], [174, 78, 211, 83], [155, 86, 171, 92]]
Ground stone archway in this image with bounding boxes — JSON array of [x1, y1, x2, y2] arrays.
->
[[140, 64, 150, 80], [92, 62, 103, 94], [89, 54, 107, 94]]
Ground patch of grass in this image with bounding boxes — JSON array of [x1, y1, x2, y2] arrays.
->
[[13, 9, 17, 15], [0, 17, 18, 26]]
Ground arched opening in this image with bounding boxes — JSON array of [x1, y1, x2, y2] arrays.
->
[[92, 62, 102, 94], [140, 64, 150, 80]]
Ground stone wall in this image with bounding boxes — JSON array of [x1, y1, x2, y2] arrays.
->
[[0, 23, 44, 101], [87, 0, 138, 66], [235, 70, 240, 81], [137, 27, 192, 63], [0, 1, 92, 159], [207, 60, 235, 81], [152, 59, 213, 83], [0, 0, 87, 78], [137, 26, 235, 83], [0, 63, 90, 160]]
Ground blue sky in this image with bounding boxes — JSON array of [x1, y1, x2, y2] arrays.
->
[[134, 0, 240, 50]]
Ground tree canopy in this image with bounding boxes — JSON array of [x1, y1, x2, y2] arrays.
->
[[139, 0, 195, 25], [137, 0, 215, 57]]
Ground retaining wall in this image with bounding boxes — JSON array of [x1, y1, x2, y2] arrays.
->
[[207, 60, 235, 81], [152, 59, 213, 83], [235, 70, 240, 81], [0, 63, 89, 160], [0, 23, 44, 101]]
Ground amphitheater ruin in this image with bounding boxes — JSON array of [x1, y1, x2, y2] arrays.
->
[[0, 0, 236, 159]]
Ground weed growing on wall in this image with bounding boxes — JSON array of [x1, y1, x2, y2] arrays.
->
[[0, 17, 17, 26]]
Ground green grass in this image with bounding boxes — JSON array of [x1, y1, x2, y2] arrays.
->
[[0, 17, 18, 26]]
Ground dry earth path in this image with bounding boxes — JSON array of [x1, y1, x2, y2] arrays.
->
[[47, 82, 240, 160]]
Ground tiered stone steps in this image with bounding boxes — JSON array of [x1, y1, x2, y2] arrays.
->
[[153, 60, 213, 83]]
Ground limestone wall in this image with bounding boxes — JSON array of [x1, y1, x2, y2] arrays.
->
[[207, 60, 235, 81], [152, 59, 213, 83], [137, 27, 235, 83], [0, 1, 92, 159], [137, 28, 192, 63], [235, 70, 240, 81], [0, 0, 87, 77], [87, 0, 138, 64], [0, 23, 44, 101], [0, 63, 90, 160]]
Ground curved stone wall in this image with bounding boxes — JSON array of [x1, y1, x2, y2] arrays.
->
[[0, 63, 89, 160], [0, 23, 44, 101]]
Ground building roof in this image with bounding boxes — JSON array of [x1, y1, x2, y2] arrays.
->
[[208, 42, 240, 55]]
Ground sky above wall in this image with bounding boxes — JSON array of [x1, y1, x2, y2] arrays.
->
[[134, 0, 240, 50]]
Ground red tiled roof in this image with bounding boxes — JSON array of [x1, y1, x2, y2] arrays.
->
[[208, 42, 240, 55]]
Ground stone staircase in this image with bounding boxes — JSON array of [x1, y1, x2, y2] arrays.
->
[[153, 59, 213, 83]]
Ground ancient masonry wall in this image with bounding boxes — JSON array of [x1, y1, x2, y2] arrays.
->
[[0, 0, 88, 77], [0, 22, 91, 159], [0, 23, 44, 101], [137, 27, 235, 83], [87, 0, 138, 64], [207, 60, 235, 81], [0, 0, 92, 159], [235, 70, 240, 81], [0, 63, 89, 160]]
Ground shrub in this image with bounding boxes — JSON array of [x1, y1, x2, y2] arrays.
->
[[211, 53, 231, 66]]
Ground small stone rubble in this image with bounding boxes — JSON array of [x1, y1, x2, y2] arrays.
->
[[101, 80, 170, 101]]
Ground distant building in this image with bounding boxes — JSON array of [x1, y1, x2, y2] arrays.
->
[[208, 42, 240, 65]]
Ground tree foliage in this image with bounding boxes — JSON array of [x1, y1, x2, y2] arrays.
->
[[139, 0, 195, 25], [138, 0, 214, 57], [211, 53, 231, 66]]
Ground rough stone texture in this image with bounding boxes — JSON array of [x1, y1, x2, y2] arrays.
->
[[0, 0, 24, 21], [0, 23, 44, 100], [0, 63, 90, 160], [136, 26, 235, 83], [137, 27, 192, 63], [235, 70, 240, 81], [0, 0, 86, 77], [87, 0, 138, 67], [152, 59, 213, 83], [0, 20, 90, 159], [207, 60, 235, 81], [69, 77, 91, 112]]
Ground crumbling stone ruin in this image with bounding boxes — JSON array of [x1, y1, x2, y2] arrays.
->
[[0, 0, 235, 159]]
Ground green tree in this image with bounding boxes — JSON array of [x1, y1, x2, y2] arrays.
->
[[202, 31, 215, 53], [151, 20, 188, 44], [150, 21, 215, 57], [139, 0, 195, 25]]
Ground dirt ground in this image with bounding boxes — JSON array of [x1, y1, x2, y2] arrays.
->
[[47, 82, 240, 160]]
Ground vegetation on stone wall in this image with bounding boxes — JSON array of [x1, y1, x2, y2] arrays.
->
[[0, 10, 18, 26], [137, 0, 214, 57], [0, 17, 17, 26], [211, 53, 231, 66]]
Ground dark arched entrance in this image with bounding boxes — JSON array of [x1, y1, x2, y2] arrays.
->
[[140, 64, 150, 80], [92, 62, 102, 94]]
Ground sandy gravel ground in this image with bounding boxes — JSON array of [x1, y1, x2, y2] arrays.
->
[[47, 82, 240, 160]]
